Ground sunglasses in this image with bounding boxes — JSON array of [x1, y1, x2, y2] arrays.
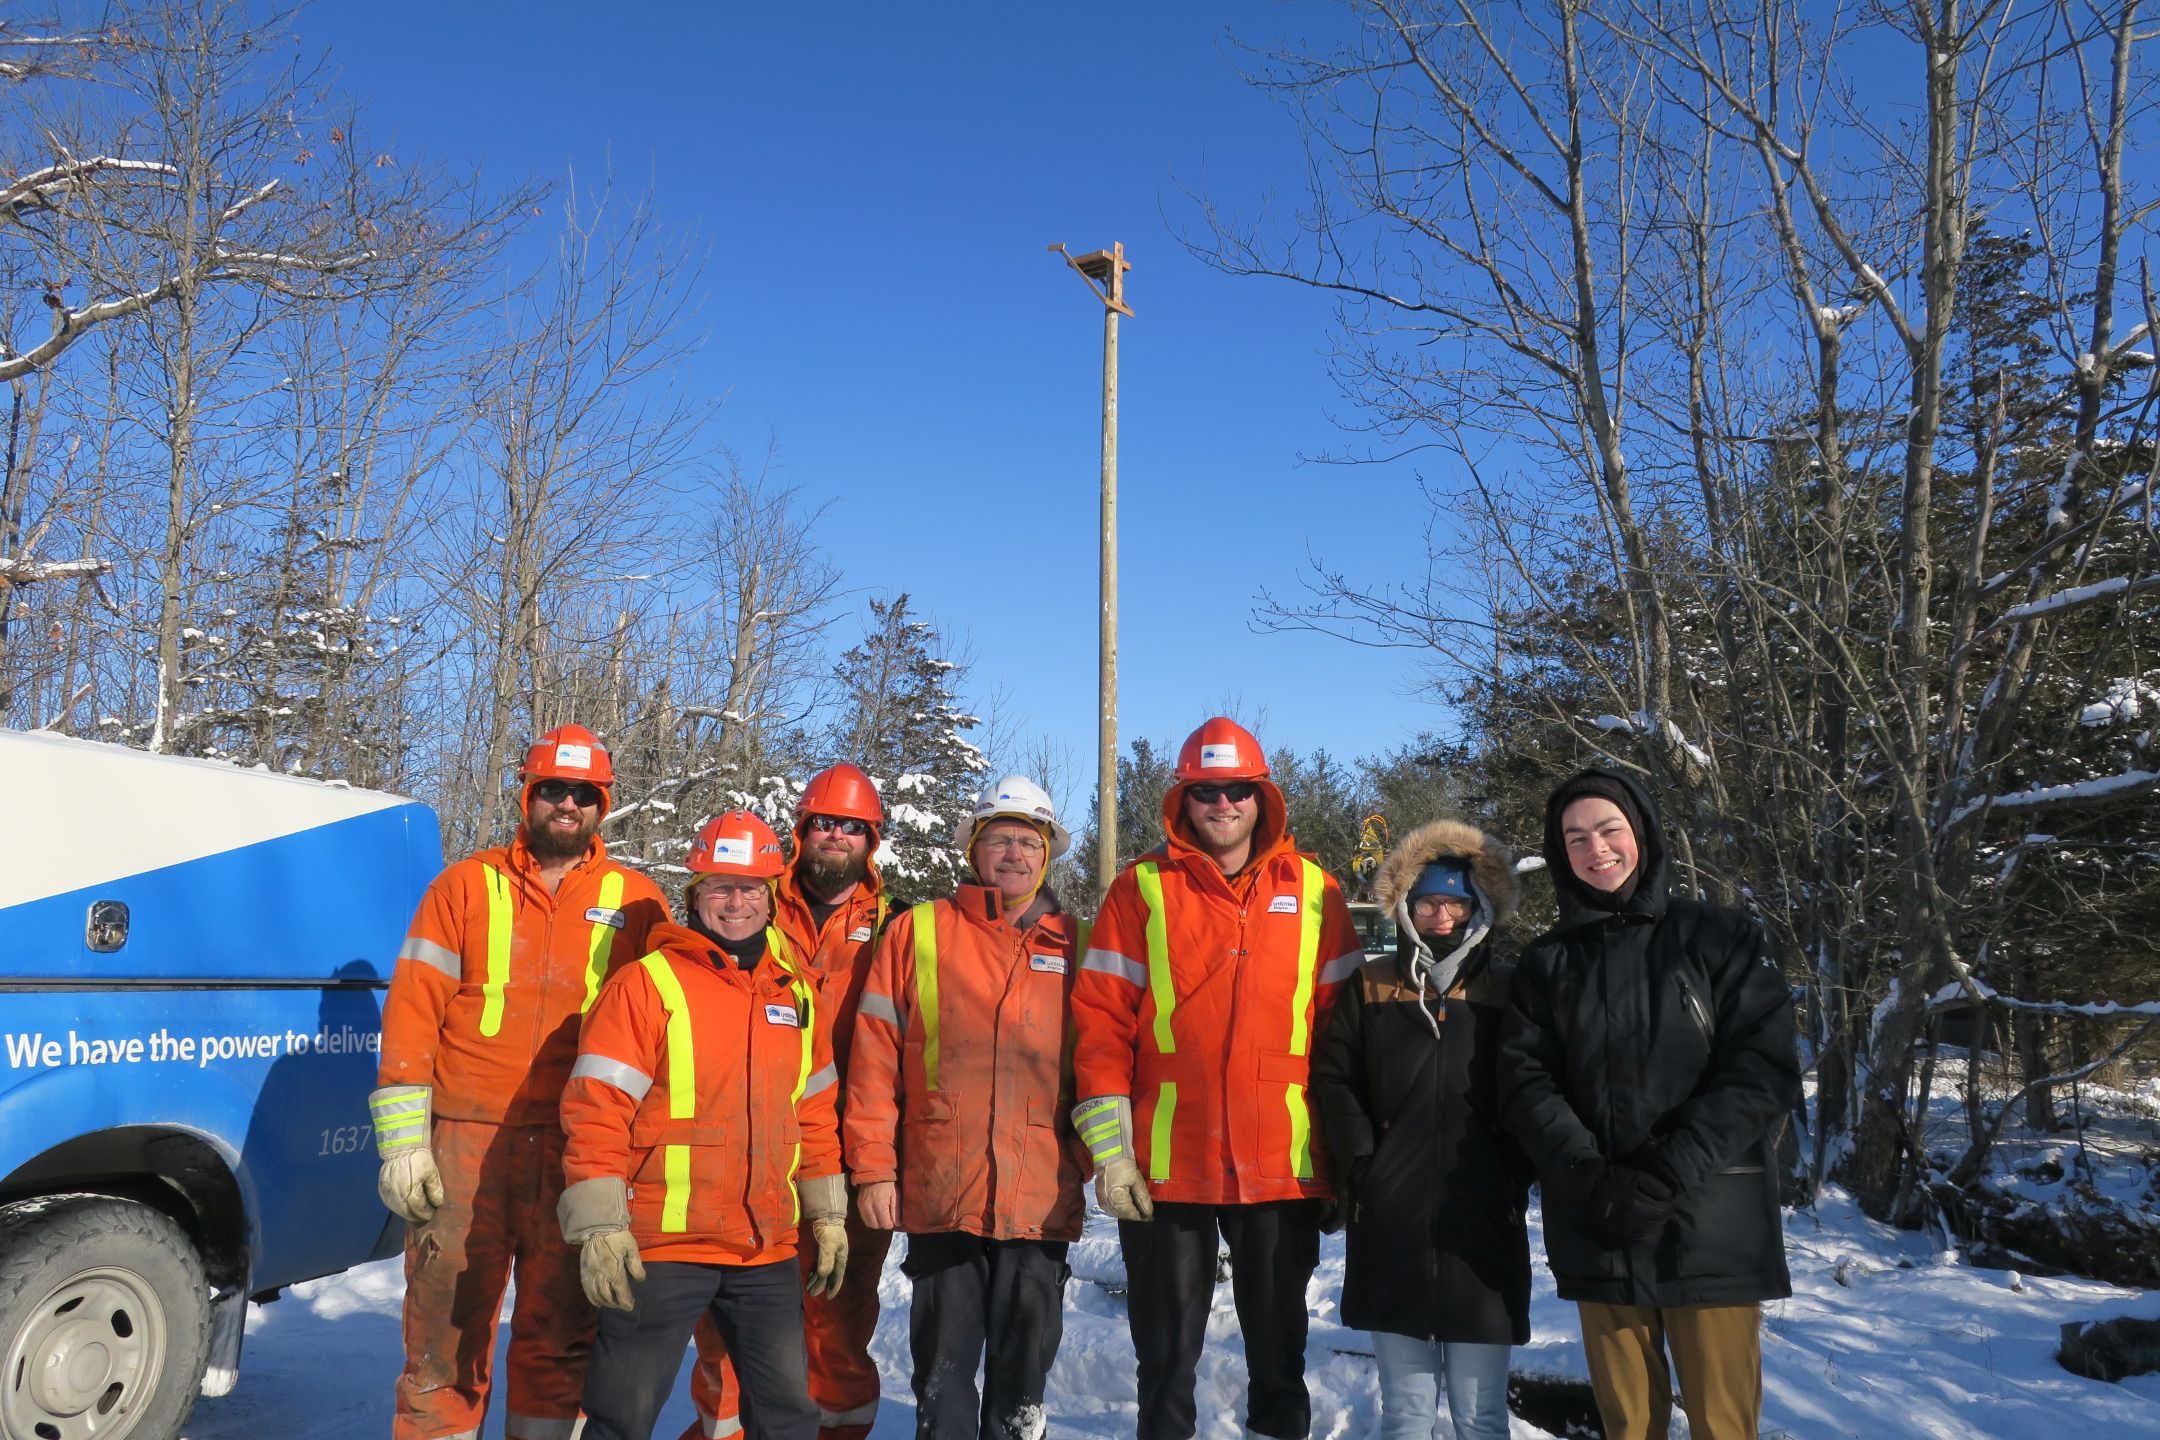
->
[[531, 779, 603, 808], [807, 815, 872, 837], [1186, 781, 1259, 806]]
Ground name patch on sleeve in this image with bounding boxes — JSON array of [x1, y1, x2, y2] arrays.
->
[[764, 1004, 802, 1027], [1268, 895, 1300, 914]]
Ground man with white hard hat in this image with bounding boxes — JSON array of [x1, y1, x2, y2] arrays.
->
[[844, 774, 1089, 1439]]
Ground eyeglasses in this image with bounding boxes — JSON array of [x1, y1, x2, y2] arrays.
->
[[1186, 781, 1259, 806], [532, 779, 603, 808], [698, 881, 767, 902], [807, 815, 872, 837], [1411, 895, 1474, 915], [975, 833, 1046, 856]]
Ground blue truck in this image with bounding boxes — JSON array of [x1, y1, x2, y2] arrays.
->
[[0, 728, 442, 1440]]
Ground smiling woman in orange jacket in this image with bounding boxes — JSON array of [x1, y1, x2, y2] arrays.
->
[[558, 811, 847, 1440], [845, 774, 1088, 1440]]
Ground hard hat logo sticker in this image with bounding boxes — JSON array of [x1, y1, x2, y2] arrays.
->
[[711, 837, 752, 864], [555, 743, 592, 769], [1199, 744, 1240, 769]]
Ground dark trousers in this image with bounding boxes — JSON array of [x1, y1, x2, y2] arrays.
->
[[581, 1257, 816, 1440], [901, 1231, 1071, 1440], [1119, 1200, 1322, 1440]]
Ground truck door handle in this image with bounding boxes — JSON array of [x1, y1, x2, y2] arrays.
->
[[87, 899, 130, 952]]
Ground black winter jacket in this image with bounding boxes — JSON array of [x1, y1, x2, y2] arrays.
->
[[1312, 943, 1532, 1344], [1497, 769, 1801, 1308]]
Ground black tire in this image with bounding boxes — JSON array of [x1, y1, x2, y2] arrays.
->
[[0, 1195, 211, 1440]]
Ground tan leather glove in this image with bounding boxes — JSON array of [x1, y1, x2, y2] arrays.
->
[[1074, 1095, 1154, 1222], [580, 1229, 644, 1311], [377, 1149, 447, 1224], [368, 1085, 444, 1223], [799, 1173, 849, 1299]]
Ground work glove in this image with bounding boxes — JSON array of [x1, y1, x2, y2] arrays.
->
[[1073, 1095, 1154, 1223], [368, 1085, 444, 1223], [559, 1174, 643, 1310], [799, 1173, 850, 1299], [579, 1229, 645, 1311]]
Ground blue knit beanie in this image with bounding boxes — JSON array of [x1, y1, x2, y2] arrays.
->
[[1406, 858, 1473, 904]]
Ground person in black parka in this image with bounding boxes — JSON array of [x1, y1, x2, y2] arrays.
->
[[1498, 769, 1800, 1440], [1311, 818, 1527, 1440]]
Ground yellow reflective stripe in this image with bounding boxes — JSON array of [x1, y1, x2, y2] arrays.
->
[[911, 902, 941, 1091], [635, 952, 697, 1232], [1149, 1082, 1177, 1183], [1287, 859, 1324, 1054], [774, 926, 815, 1213], [1135, 862, 1175, 1055], [479, 865, 513, 1038], [582, 870, 627, 1013]]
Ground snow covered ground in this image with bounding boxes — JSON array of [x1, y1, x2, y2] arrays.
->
[[180, 1180, 2160, 1440]]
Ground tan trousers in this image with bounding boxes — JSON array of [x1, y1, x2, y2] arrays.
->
[[1577, 1301, 1762, 1440]]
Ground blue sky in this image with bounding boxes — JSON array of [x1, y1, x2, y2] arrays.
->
[[305, 2, 1455, 803]]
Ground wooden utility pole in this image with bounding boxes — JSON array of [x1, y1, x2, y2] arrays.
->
[[1051, 241, 1132, 903]]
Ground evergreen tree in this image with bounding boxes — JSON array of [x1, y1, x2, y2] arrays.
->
[[829, 595, 987, 905]]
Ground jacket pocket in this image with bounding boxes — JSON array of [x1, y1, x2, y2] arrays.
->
[[1673, 1168, 1777, 1279], [631, 1115, 729, 1148], [901, 1089, 961, 1230]]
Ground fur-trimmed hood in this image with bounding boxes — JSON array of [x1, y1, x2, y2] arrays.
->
[[1374, 818, 1519, 926]]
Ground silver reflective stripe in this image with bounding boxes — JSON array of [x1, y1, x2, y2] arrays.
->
[[802, 1062, 838, 1097], [819, 1400, 880, 1426], [702, 1414, 744, 1438], [1317, 948, 1364, 985], [397, 935, 463, 978], [1080, 946, 1146, 987], [506, 1417, 578, 1440], [856, 990, 901, 1027], [569, 1053, 653, 1101]]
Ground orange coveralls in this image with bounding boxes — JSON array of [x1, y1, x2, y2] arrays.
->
[[380, 834, 667, 1440], [686, 865, 891, 1440]]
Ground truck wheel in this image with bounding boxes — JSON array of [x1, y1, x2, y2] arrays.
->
[[0, 1196, 211, 1440]]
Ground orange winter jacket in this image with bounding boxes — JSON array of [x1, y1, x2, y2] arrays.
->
[[379, 835, 670, 1123], [562, 921, 841, 1265], [845, 885, 1088, 1240], [773, 862, 888, 1083], [1071, 781, 1365, 1206]]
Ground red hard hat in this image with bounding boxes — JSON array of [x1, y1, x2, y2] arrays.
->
[[687, 810, 787, 879], [796, 762, 884, 835], [521, 723, 616, 786], [1175, 717, 1269, 781]]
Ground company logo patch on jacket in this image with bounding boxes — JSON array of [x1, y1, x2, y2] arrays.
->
[[584, 907, 625, 928], [763, 1003, 802, 1027], [847, 925, 875, 942], [1268, 894, 1300, 914], [1199, 743, 1241, 769], [1029, 953, 1067, 974], [554, 742, 592, 769]]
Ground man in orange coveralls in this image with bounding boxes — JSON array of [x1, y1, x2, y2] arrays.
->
[[846, 773, 1089, 1439], [686, 764, 893, 1440], [560, 810, 850, 1440], [371, 724, 670, 1440], [1071, 717, 1365, 1440]]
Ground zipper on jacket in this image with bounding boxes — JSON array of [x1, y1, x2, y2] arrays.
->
[[1675, 973, 1712, 1044]]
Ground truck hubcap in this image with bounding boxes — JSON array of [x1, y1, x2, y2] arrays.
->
[[6, 1269, 165, 1438]]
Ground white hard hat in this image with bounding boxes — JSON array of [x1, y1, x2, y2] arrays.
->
[[954, 773, 1071, 860]]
